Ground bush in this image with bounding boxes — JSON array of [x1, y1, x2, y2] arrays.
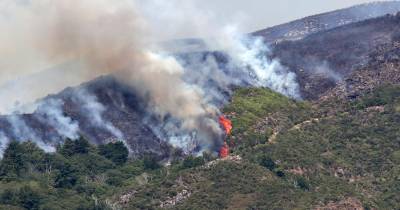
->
[[295, 176, 310, 191], [0, 141, 26, 180], [259, 155, 276, 171], [54, 162, 78, 188], [182, 156, 205, 169], [60, 137, 90, 157], [276, 170, 285, 178], [18, 186, 42, 210], [106, 170, 125, 186], [143, 154, 161, 170], [98, 142, 129, 165], [0, 188, 18, 205]]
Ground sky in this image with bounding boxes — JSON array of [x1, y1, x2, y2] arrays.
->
[[194, 0, 390, 32]]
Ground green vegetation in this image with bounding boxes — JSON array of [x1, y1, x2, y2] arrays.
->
[[0, 140, 133, 209], [1, 85, 399, 209]]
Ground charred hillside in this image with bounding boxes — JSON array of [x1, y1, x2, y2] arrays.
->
[[271, 12, 400, 100], [163, 1, 400, 53], [253, 1, 400, 43], [0, 76, 171, 158]]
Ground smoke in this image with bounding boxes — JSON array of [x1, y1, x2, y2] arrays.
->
[[6, 114, 55, 153], [72, 88, 124, 141], [314, 61, 343, 82], [0, 0, 300, 153], [36, 98, 80, 140], [0, 132, 9, 157], [206, 26, 300, 98]]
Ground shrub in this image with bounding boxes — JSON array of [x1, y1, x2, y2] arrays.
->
[[98, 142, 129, 165], [259, 155, 276, 171], [60, 137, 90, 157], [18, 186, 42, 210], [54, 162, 78, 188], [295, 176, 310, 191], [182, 155, 205, 169], [0, 141, 26, 180], [143, 154, 161, 170]]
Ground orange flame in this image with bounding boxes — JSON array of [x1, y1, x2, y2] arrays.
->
[[219, 115, 232, 158], [219, 141, 229, 158], [219, 115, 232, 135]]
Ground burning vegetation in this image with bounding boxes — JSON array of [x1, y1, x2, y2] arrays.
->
[[218, 115, 232, 158]]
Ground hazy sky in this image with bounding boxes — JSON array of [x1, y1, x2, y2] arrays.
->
[[193, 0, 390, 32]]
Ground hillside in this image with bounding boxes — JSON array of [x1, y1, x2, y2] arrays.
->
[[271, 12, 400, 100], [1, 3, 399, 159], [0, 2, 400, 209], [0, 34, 399, 207], [164, 1, 400, 53], [0, 76, 171, 158], [0, 83, 398, 209], [253, 1, 400, 43]]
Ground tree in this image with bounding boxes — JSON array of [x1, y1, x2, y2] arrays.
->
[[98, 142, 129, 165], [18, 186, 42, 210], [143, 154, 160, 170], [182, 155, 205, 169], [74, 137, 90, 154], [259, 155, 276, 171], [59, 139, 76, 157], [60, 137, 90, 157], [0, 141, 26, 180], [54, 162, 78, 188], [0, 188, 18, 205]]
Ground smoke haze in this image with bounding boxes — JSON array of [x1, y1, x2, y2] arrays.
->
[[0, 0, 300, 153]]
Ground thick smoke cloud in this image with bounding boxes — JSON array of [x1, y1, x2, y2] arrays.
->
[[0, 0, 300, 153]]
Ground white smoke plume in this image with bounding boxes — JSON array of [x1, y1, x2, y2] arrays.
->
[[36, 98, 80, 140], [208, 27, 300, 98], [0, 0, 300, 153], [0, 132, 10, 157], [314, 61, 343, 82], [72, 88, 124, 141], [6, 114, 55, 153]]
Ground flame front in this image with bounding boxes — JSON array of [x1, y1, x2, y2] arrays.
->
[[219, 115, 232, 135], [219, 115, 232, 158]]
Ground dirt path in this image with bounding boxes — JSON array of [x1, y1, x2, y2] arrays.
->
[[268, 118, 321, 144]]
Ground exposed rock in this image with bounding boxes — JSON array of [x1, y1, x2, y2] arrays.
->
[[315, 198, 364, 210], [159, 189, 192, 208], [254, 2, 400, 44], [204, 155, 243, 169]]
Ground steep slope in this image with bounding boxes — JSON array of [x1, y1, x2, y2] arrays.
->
[[1, 3, 400, 209], [116, 84, 400, 209], [271, 13, 400, 99], [2, 7, 399, 158], [253, 1, 400, 43], [0, 76, 171, 158], [0, 83, 398, 209], [163, 1, 400, 53]]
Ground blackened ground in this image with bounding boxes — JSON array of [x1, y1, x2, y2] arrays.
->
[[270, 13, 400, 100], [0, 76, 172, 159]]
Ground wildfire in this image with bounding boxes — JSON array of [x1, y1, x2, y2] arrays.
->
[[219, 115, 232, 158], [219, 115, 232, 135], [219, 141, 229, 158]]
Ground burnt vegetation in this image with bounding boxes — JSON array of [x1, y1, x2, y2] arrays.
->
[[272, 12, 400, 100], [1, 4, 400, 210]]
